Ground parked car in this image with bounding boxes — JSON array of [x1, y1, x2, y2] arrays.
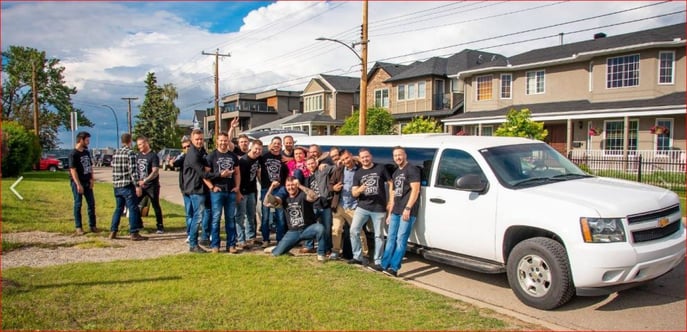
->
[[37, 156, 63, 172], [158, 148, 182, 171], [101, 154, 113, 167]]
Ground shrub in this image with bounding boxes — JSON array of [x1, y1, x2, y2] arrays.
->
[[2, 121, 41, 177]]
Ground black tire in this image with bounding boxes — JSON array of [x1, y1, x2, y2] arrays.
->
[[48, 165, 57, 172], [506, 237, 575, 310]]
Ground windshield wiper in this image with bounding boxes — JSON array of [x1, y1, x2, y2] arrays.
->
[[551, 174, 593, 180], [512, 177, 557, 187]]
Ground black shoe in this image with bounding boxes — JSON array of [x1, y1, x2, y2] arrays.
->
[[190, 246, 207, 253], [383, 268, 398, 277], [130, 233, 149, 241], [367, 264, 383, 272], [347, 259, 363, 265], [199, 239, 210, 247]]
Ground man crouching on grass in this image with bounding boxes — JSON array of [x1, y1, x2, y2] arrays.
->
[[263, 177, 326, 262]]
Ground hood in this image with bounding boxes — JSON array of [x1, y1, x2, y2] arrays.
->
[[524, 177, 679, 217]]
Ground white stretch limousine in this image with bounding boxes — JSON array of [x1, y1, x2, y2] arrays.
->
[[294, 134, 685, 310]]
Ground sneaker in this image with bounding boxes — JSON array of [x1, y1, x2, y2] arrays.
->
[[74, 228, 84, 236], [130, 233, 149, 241], [263, 245, 276, 254], [185, 236, 190, 243], [199, 239, 210, 247], [383, 268, 398, 277], [317, 255, 326, 262], [329, 252, 340, 260], [299, 247, 316, 254], [211, 247, 220, 254], [190, 246, 207, 253], [347, 259, 363, 265], [156, 229, 164, 234], [229, 246, 239, 254], [367, 264, 384, 272], [90, 227, 101, 233], [108, 231, 117, 240]]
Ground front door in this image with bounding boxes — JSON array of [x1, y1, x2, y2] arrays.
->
[[544, 124, 567, 155]]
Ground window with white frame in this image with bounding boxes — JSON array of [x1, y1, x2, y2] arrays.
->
[[603, 120, 638, 154], [481, 126, 493, 136], [304, 95, 323, 112], [526, 70, 545, 94], [658, 51, 675, 84], [606, 54, 639, 88], [500, 74, 512, 99], [476, 75, 493, 101], [655, 118, 673, 152], [451, 77, 460, 92], [418, 81, 426, 98], [374, 89, 389, 108], [407, 83, 416, 100], [397, 85, 406, 101]]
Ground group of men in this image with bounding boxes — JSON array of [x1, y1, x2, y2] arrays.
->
[[68, 123, 421, 277], [68, 131, 166, 240]]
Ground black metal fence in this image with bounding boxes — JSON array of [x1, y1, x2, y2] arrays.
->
[[568, 152, 686, 194]]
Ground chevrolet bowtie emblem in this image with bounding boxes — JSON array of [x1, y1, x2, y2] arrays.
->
[[657, 217, 670, 228]]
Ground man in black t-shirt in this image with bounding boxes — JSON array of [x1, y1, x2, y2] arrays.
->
[[259, 137, 288, 247], [206, 132, 241, 253], [263, 177, 325, 261], [236, 139, 263, 248], [68, 131, 98, 235], [136, 136, 164, 233]]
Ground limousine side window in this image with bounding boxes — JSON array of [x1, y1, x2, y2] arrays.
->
[[435, 149, 487, 188]]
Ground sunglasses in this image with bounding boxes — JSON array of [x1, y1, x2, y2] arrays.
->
[[182, 145, 190, 149]]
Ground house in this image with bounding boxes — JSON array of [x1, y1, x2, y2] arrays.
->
[[203, 89, 302, 139], [444, 23, 685, 160], [284, 74, 357, 135], [375, 50, 506, 132]]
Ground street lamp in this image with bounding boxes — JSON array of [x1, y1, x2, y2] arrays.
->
[[316, 36, 368, 135], [101, 104, 120, 147]]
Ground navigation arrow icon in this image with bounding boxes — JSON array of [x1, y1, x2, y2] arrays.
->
[[10, 176, 23, 200]]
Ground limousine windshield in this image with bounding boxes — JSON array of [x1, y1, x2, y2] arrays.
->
[[481, 143, 590, 189]]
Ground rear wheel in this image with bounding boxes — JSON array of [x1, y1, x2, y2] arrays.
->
[[506, 237, 575, 310], [48, 165, 57, 172]]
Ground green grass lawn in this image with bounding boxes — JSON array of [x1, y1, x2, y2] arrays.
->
[[1, 172, 535, 330]]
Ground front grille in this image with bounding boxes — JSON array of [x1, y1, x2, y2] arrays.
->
[[627, 204, 680, 224], [632, 220, 681, 243]]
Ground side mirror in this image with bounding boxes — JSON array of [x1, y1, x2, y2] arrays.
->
[[455, 174, 488, 194]]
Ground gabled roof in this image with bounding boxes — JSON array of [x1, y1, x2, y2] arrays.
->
[[367, 61, 409, 80], [442, 92, 685, 124], [386, 49, 506, 82], [319, 74, 360, 92], [283, 111, 344, 125], [461, 23, 686, 75], [193, 110, 206, 122]]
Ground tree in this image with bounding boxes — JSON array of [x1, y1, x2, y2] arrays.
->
[[2, 121, 41, 177], [338, 107, 394, 135], [401, 116, 442, 134], [133, 73, 180, 151], [1, 46, 92, 149], [494, 108, 548, 140]]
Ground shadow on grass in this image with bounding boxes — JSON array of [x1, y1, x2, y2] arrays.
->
[[9, 276, 182, 292], [6, 171, 70, 182]]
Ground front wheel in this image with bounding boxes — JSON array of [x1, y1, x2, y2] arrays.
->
[[506, 237, 575, 310], [48, 165, 57, 172]]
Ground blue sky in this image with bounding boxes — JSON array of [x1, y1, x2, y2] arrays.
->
[[1, 1, 684, 149]]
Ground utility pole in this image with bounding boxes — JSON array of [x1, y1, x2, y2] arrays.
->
[[31, 53, 45, 136], [121, 97, 138, 134], [202, 48, 231, 142], [360, 0, 369, 135]]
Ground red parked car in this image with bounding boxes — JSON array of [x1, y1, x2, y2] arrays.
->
[[37, 156, 63, 172]]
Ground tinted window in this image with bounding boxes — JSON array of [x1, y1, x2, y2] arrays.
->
[[435, 149, 486, 188]]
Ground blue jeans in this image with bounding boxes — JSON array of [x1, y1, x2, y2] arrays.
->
[[381, 214, 416, 272], [201, 192, 212, 241], [235, 192, 257, 243], [188, 194, 206, 248], [304, 208, 332, 251], [260, 188, 286, 243], [71, 181, 96, 229], [272, 223, 325, 256], [183, 194, 193, 235], [110, 185, 140, 234], [351, 207, 386, 265], [210, 191, 237, 249]]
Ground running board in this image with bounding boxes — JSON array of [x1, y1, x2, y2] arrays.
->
[[412, 246, 506, 274]]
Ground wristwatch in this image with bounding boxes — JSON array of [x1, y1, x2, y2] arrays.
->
[[404, 207, 411, 211]]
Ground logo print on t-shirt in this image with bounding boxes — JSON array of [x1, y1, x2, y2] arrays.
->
[[265, 159, 282, 181], [394, 173, 405, 197], [361, 173, 379, 196], [80, 155, 92, 175], [137, 159, 149, 179], [217, 157, 234, 176], [286, 202, 304, 228]]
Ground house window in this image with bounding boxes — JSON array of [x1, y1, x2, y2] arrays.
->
[[476, 75, 493, 101], [451, 77, 460, 93], [418, 81, 426, 98], [398, 85, 406, 101], [481, 126, 493, 136], [374, 89, 389, 108], [500, 74, 512, 99], [304, 95, 323, 112], [604, 120, 638, 154], [655, 118, 673, 152], [408, 83, 416, 100], [526, 70, 545, 94], [606, 54, 639, 88], [658, 51, 675, 84]]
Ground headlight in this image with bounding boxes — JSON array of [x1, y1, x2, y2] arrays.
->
[[580, 217, 626, 243]]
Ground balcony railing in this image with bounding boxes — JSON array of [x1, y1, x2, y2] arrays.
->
[[568, 149, 686, 193]]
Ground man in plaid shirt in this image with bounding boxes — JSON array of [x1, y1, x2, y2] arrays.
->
[[109, 133, 148, 241]]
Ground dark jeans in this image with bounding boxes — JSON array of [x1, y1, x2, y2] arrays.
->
[[110, 185, 141, 234], [304, 207, 332, 252], [71, 181, 96, 229], [260, 188, 286, 243], [138, 185, 164, 230], [272, 223, 325, 256]]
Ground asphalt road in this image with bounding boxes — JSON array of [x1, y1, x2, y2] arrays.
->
[[94, 167, 686, 331]]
